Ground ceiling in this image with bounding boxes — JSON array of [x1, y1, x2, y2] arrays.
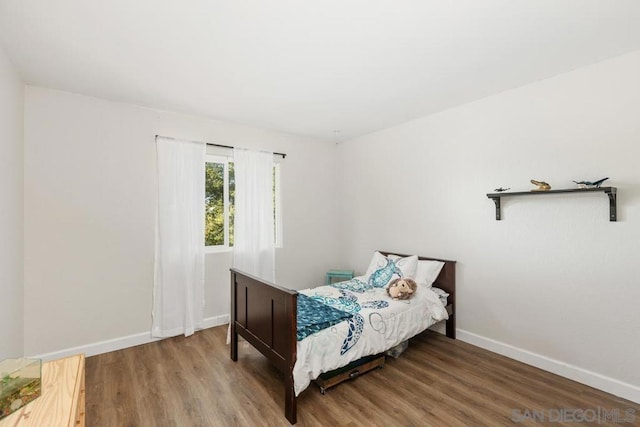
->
[[2, 0, 640, 140]]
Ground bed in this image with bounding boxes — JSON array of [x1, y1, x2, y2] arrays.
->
[[229, 251, 456, 424]]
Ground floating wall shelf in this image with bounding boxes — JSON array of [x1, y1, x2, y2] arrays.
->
[[486, 187, 617, 221]]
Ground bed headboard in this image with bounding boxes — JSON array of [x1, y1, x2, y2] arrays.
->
[[379, 251, 456, 338], [378, 251, 456, 293]]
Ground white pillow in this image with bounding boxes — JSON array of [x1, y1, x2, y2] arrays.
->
[[416, 260, 444, 288], [387, 254, 444, 288], [365, 252, 418, 288]]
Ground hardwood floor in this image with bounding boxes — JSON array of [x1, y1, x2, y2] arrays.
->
[[86, 326, 639, 426]]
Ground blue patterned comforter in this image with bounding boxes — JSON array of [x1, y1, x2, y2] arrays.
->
[[297, 294, 353, 341]]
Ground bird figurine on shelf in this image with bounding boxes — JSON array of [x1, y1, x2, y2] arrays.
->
[[530, 180, 551, 191], [494, 187, 510, 192], [573, 177, 609, 189]]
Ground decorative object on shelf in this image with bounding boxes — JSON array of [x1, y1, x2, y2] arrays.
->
[[486, 187, 617, 221], [530, 180, 551, 191], [494, 187, 510, 192], [0, 358, 41, 420], [573, 177, 609, 189]]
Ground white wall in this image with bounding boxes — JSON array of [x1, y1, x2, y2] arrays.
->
[[24, 87, 340, 356], [0, 45, 24, 359], [337, 51, 640, 400]]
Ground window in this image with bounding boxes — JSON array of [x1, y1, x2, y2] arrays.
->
[[205, 155, 234, 248], [205, 155, 281, 250]]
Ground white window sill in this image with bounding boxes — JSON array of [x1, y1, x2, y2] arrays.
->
[[205, 246, 233, 254], [205, 246, 283, 254]]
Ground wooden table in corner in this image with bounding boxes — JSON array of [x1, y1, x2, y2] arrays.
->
[[0, 354, 85, 427]]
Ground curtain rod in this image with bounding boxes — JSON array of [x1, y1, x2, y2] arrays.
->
[[155, 134, 286, 158]]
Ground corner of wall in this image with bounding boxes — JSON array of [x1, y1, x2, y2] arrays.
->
[[0, 43, 24, 359]]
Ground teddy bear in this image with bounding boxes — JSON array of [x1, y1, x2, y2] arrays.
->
[[386, 278, 417, 300]]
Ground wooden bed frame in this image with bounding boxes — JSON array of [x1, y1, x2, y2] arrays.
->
[[230, 252, 456, 424]]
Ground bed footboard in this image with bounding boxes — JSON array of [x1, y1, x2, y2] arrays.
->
[[230, 269, 298, 424]]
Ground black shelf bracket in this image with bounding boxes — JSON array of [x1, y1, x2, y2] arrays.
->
[[606, 189, 617, 222], [486, 187, 617, 222], [490, 196, 501, 220]]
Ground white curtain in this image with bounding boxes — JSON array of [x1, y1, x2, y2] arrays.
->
[[152, 136, 205, 338], [232, 148, 275, 282]]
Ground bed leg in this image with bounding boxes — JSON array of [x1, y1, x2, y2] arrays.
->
[[446, 315, 456, 340], [285, 374, 297, 424], [230, 270, 239, 361], [230, 322, 238, 361]]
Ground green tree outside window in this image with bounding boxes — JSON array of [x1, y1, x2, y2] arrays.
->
[[205, 157, 279, 248]]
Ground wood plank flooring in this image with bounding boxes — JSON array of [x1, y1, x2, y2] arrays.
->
[[85, 326, 639, 426]]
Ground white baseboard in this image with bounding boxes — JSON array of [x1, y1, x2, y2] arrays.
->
[[201, 314, 229, 330], [28, 314, 230, 362], [457, 329, 640, 404]]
